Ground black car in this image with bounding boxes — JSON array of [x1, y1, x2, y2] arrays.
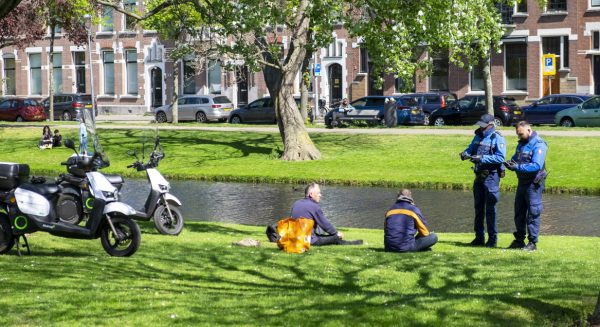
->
[[42, 93, 94, 121], [324, 95, 425, 127], [399, 92, 457, 125], [228, 96, 312, 124], [429, 95, 523, 127]]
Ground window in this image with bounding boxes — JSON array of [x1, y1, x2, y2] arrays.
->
[[73, 51, 86, 93], [517, 0, 527, 13], [425, 95, 440, 104], [3, 58, 16, 95], [102, 51, 114, 95], [51, 53, 62, 92], [470, 61, 485, 91], [29, 53, 42, 95], [593, 0, 600, 7], [125, 50, 137, 95], [542, 36, 569, 69], [52, 25, 62, 35], [326, 40, 343, 57], [497, 3, 514, 24], [124, 0, 136, 31], [359, 48, 368, 73], [183, 59, 196, 94], [101, 6, 113, 32], [593, 31, 599, 50], [547, 0, 566, 11], [537, 96, 555, 105], [505, 43, 527, 91], [430, 52, 449, 91], [207, 59, 221, 94]]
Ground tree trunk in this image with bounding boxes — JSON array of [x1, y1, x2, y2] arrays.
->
[[273, 70, 320, 161], [172, 60, 179, 123], [48, 24, 55, 122], [482, 54, 494, 116], [299, 54, 310, 122]]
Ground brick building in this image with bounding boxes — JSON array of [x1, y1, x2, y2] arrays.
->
[[2, 1, 599, 115]]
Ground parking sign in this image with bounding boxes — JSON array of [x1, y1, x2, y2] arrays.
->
[[542, 54, 556, 76], [314, 63, 321, 76]]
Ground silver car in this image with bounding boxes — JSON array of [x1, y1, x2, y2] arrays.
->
[[154, 95, 234, 123]]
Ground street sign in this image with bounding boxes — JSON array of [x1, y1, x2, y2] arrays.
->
[[314, 63, 321, 77], [542, 54, 556, 76]]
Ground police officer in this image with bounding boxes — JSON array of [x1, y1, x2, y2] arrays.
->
[[505, 121, 548, 251], [460, 114, 506, 247]]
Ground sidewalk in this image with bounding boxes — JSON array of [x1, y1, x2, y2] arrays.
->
[[96, 114, 154, 122]]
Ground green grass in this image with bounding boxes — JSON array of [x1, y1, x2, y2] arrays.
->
[[0, 222, 597, 326], [0, 126, 598, 194]]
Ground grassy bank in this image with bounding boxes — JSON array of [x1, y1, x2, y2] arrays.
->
[[0, 126, 598, 194], [0, 222, 598, 326]]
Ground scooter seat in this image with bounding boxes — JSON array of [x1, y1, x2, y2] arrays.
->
[[19, 183, 59, 195]]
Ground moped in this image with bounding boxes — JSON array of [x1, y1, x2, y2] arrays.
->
[[125, 135, 184, 235], [0, 140, 141, 257]]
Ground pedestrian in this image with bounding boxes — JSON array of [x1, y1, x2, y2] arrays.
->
[[290, 182, 363, 246], [504, 121, 548, 251], [459, 113, 506, 247], [39, 125, 53, 149], [330, 98, 354, 128], [78, 112, 88, 155], [384, 189, 438, 252], [52, 129, 62, 147]]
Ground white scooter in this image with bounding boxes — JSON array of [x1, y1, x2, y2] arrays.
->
[[125, 136, 184, 235]]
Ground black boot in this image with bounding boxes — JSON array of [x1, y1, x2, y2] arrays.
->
[[508, 240, 526, 249]]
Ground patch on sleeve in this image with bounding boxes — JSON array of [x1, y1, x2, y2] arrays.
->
[[500, 143, 505, 148], [538, 149, 542, 154]]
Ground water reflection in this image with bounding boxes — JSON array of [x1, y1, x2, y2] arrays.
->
[[119, 180, 600, 236]]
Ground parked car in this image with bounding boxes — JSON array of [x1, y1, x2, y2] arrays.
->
[[42, 93, 94, 121], [399, 92, 457, 125], [522, 94, 592, 125], [429, 95, 523, 126], [228, 97, 275, 124], [324, 95, 425, 127], [554, 96, 600, 127], [0, 97, 46, 122], [155, 95, 234, 123]]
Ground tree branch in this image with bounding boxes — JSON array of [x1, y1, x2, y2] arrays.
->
[[94, 0, 182, 21]]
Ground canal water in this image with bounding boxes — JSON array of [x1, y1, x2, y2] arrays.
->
[[120, 180, 600, 236]]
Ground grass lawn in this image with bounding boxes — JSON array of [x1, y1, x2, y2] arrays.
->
[[0, 126, 598, 194], [0, 222, 598, 326]]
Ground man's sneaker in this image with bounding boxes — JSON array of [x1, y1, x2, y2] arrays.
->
[[470, 238, 485, 246], [485, 240, 497, 248], [339, 239, 363, 245], [508, 240, 526, 249], [522, 242, 537, 251]]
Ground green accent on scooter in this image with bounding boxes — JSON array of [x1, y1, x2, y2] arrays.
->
[[86, 198, 94, 209], [14, 216, 28, 230]]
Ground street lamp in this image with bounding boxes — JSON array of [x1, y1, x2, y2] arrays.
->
[[83, 14, 96, 122]]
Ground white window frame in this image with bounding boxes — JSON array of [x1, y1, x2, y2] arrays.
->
[[28, 53, 42, 95], [590, 0, 600, 10], [122, 0, 138, 32], [504, 43, 528, 92]]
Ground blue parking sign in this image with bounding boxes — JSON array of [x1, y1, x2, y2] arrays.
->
[[314, 63, 321, 76]]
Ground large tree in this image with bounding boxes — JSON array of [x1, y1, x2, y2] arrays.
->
[[96, 0, 532, 159]]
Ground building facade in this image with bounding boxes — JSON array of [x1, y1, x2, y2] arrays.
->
[[2, 0, 599, 115]]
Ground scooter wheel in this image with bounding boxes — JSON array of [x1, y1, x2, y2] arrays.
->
[[100, 216, 141, 257], [153, 205, 184, 236], [0, 216, 14, 254]]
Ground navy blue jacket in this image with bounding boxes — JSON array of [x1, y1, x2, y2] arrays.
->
[[463, 127, 506, 173], [291, 198, 337, 244], [511, 131, 547, 181], [384, 200, 431, 252]]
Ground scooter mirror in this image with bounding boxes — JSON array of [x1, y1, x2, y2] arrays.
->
[[64, 139, 76, 151]]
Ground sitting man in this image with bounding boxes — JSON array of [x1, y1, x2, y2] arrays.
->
[[291, 182, 362, 246], [52, 129, 62, 147], [384, 189, 438, 252], [330, 98, 354, 127]]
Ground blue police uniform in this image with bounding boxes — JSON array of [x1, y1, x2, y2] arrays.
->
[[384, 199, 437, 252], [463, 127, 506, 245], [511, 131, 547, 245]]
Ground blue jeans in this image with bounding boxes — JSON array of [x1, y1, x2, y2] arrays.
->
[[473, 172, 500, 242], [514, 179, 544, 243], [412, 233, 438, 251]]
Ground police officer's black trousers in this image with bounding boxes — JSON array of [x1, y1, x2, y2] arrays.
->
[[473, 172, 500, 242], [514, 179, 544, 244]]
